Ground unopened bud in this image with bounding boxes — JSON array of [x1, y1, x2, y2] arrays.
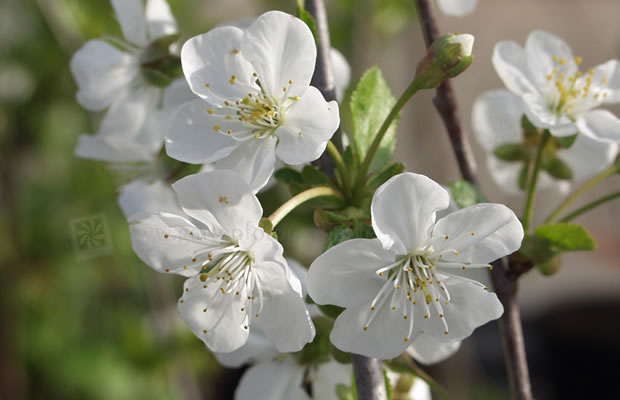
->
[[414, 33, 474, 89]]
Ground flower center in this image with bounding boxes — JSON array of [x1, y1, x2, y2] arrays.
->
[[544, 55, 610, 116], [205, 74, 300, 141]]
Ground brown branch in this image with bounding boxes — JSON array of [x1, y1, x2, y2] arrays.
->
[[415, 0, 533, 399], [305, 1, 387, 399]]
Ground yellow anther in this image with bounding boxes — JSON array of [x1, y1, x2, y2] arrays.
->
[[559, 58, 566, 65], [552, 55, 559, 62], [439, 314, 444, 318], [404, 315, 408, 320], [231, 49, 240, 55], [392, 306, 396, 310], [282, 87, 287, 92], [165, 268, 170, 272], [205, 82, 210, 88], [203, 308, 207, 312], [379, 272, 383, 276], [244, 325, 248, 329], [227, 130, 232, 135], [444, 235, 449, 240], [371, 306, 375, 310], [575, 56, 582, 64], [225, 115, 232, 120], [547, 75, 553, 81], [444, 331, 449, 335], [471, 232, 475, 236], [219, 196, 228, 204], [164, 234, 169, 238], [203, 329, 207, 333], [288, 79, 293, 84], [199, 274, 207, 282], [602, 77, 609, 85], [294, 96, 300, 101], [363, 326, 368, 331], [180, 299, 184, 303], [404, 337, 409, 342], [207, 109, 214, 114], [192, 257, 197, 262], [489, 265, 494, 270], [255, 313, 260, 318], [203, 285, 207, 288], [462, 265, 466, 270], [213, 124, 221, 132], [183, 265, 188, 270], [229, 75, 237, 85], [424, 314, 429, 319]]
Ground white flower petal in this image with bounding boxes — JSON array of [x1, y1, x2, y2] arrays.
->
[[520, 92, 574, 132], [437, 0, 478, 17], [178, 273, 250, 352], [129, 212, 209, 276], [180, 27, 256, 105], [307, 238, 395, 308], [485, 157, 524, 195], [492, 40, 536, 98], [432, 203, 523, 265], [98, 85, 161, 140], [74, 134, 154, 162], [161, 77, 195, 109], [118, 180, 181, 220], [110, 0, 148, 47], [426, 280, 503, 341], [235, 360, 309, 400], [525, 30, 577, 86], [145, 0, 177, 41], [215, 135, 277, 193], [331, 48, 351, 101], [371, 173, 450, 254], [241, 11, 316, 98], [329, 295, 416, 360], [171, 170, 263, 235], [576, 109, 620, 143], [407, 334, 461, 365], [588, 59, 620, 104], [313, 360, 352, 400], [214, 327, 278, 368], [559, 134, 618, 181], [472, 89, 524, 151], [275, 87, 339, 165], [254, 259, 315, 353], [70, 39, 138, 111], [165, 99, 238, 164]]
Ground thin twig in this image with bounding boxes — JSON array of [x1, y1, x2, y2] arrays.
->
[[305, 1, 388, 399], [414, 1, 533, 399]]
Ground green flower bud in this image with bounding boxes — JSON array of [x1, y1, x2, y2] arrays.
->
[[414, 33, 474, 89]]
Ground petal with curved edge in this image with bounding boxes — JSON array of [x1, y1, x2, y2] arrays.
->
[[275, 87, 339, 164], [118, 180, 181, 220], [70, 40, 137, 111], [214, 326, 278, 368], [432, 203, 523, 265], [437, 0, 478, 17], [485, 157, 566, 195], [307, 238, 395, 308], [129, 212, 212, 276], [492, 40, 536, 98], [472, 89, 524, 151], [329, 293, 416, 360], [98, 85, 161, 140], [371, 173, 450, 254], [235, 360, 309, 400], [331, 48, 351, 102], [520, 92, 574, 133], [407, 334, 461, 365], [426, 280, 503, 342], [74, 135, 154, 162], [254, 258, 315, 353], [241, 11, 316, 98], [110, 0, 147, 47], [161, 78, 195, 108], [172, 170, 263, 235], [313, 361, 352, 400], [576, 110, 620, 143], [525, 30, 576, 86], [165, 99, 238, 164], [181, 27, 257, 105], [587, 59, 620, 104], [145, 0, 177, 41], [215, 135, 277, 193], [559, 134, 618, 181], [178, 273, 250, 352]]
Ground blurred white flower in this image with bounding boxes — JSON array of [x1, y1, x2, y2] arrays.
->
[[308, 173, 523, 359], [166, 11, 340, 192], [493, 30, 620, 143], [472, 89, 618, 194], [129, 170, 315, 353], [437, 0, 478, 17]]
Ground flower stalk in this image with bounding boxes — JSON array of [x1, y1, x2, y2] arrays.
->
[[268, 186, 343, 228], [522, 129, 551, 232], [559, 191, 620, 222]]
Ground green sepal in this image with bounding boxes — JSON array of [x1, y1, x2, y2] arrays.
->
[[449, 180, 487, 208], [493, 143, 529, 162], [520, 235, 556, 265], [342, 145, 360, 181], [302, 165, 337, 188], [318, 304, 345, 320], [325, 225, 355, 250], [367, 162, 406, 190], [555, 134, 578, 149], [350, 66, 399, 174], [542, 156, 573, 180], [275, 167, 303, 185], [141, 68, 175, 88], [296, 317, 332, 365], [521, 114, 537, 131], [259, 218, 273, 235], [535, 254, 562, 276], [140, 33, 180, 63]]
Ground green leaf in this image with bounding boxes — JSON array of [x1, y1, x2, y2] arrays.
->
[[350, 67, 398, 173], [258, 218, 273, 235], [555, 134, 578, 149], [297, 3, 318, 42], [325, 225, 355, 250], [520, 235, 556, 264], [493, 143, 529, 162], [302, 165, 335, 188], [274, 167, 303, 185], [542, 156, 573, 180], [449, 180, 487, 208], [336, 384, 356, 400], [367, 162, 406, 190], [535, 223, 596, 251]]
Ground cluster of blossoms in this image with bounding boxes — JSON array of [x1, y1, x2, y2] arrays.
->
[[71, 0, 619, 398]]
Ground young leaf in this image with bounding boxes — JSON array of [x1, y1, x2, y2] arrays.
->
[[542, 156, 573, 180], [367, 162, 406, 190], [325, 225, 355, 250], [449, 180, 487, 208], [534, 223, 597, 251], [350, 67, 398, 173], [555, 134, 578, 149], [302, 165, 336, 188]]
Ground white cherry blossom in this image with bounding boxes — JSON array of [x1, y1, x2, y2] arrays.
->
[[129, 170, 315, 352], [437, 0, 478, 17], [493, 30, 620, 143], [166, 11, 340, 192], [308, 173, 523, 359], [472, 89, 618, 194]]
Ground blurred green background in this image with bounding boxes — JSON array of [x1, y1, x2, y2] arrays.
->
[[2, 0, 620, 399]]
